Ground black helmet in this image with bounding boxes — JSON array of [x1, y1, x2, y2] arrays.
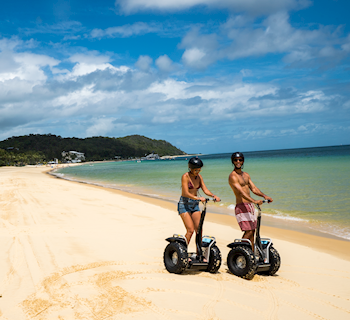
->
[[188, 157, 203, 169], [231, 152, 244, 164]]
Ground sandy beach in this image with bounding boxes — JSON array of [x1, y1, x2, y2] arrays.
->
[[0, 166, 349, 320]]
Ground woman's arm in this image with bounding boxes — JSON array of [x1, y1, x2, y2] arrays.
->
[[199, 175, 221, 202]]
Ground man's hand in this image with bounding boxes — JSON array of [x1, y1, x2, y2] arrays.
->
[[264, 196, 273, 203], [255, 200, 264, 205]]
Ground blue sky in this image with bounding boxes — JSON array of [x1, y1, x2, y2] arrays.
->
[[0, 0, 349, 154]]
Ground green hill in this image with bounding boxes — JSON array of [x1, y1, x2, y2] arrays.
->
[[0, 134, 186, 164]]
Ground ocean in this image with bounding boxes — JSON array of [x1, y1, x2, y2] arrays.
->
[[54, 145, 350, 241]]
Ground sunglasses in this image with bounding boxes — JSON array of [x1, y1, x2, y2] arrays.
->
[[233, 158, 243, 162]]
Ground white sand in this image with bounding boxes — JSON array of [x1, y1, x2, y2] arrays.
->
[[0, 166, 349, 320]]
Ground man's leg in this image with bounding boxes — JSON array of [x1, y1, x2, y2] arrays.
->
[[242, 230, 255, 252]]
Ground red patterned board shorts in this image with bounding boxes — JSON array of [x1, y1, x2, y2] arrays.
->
[[235, 203, 257, 231]]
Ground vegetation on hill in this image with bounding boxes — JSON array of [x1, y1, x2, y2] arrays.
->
[[0, 149, 45, 166], [0, 134, 185, 165]]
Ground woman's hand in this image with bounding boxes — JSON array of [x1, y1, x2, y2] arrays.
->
[[213, 195, 221, 202]]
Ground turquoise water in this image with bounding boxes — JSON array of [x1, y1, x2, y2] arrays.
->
[[55, 145, 350, 240]]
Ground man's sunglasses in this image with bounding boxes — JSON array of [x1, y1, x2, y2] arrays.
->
[[233, 158, 243, 162]]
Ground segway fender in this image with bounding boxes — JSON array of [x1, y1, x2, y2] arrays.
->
[[227, 239, 252, 249], [166, 234, 187, 247]]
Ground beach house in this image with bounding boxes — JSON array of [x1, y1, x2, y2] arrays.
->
[[141, 153, 160, 160], [62, 151, 85, 163]]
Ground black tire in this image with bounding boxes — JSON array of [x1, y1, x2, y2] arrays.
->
[[227, 245, 257, 280], [259, 246, 281, 276], [163, 242, 188, 274], [207, 245, 222, 273]]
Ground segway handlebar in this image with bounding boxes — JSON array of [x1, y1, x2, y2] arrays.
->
[[255, 199, 271, 212]]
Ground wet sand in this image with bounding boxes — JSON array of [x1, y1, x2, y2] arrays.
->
[[0, 166, 349, 319]]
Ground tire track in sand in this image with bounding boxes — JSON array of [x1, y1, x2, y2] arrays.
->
[[200, 273, 224, 320], [21, 262, 172, 320]]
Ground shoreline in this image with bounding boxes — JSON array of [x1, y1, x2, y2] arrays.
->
[[48, 167, 350, 262], [49, 166, 350, 242]]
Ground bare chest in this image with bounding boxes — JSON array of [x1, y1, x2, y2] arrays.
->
[[237, 173, 248, 187]]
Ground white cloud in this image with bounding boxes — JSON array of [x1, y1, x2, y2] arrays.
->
[[240, 69, 253, 77], [341, 35, 350, 52], [231, 122, 347, 141], [116, 0, 310, 15], [155, 55, 174, 72], [179, 27, 219, 69], [0, 42, 44, 86], [135, 55, 153, 72], [22, 21, 83, 36], [0, 35, 346, 143], [148, 79, 190, 100], [86, 117, 116, 137], [57, 53, 129, 80], [182, 48, 206, 68], [0, 39, 60, 83], [69, 53, 111, 65], [91, 22, 160, 38], [178, 11, 350, 69]]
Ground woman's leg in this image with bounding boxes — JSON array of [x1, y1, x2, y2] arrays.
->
[[191, 211, 207, 260], [180, 211, 207, 261], [191, 210, 201, 234], [179, 212, 195, 245]]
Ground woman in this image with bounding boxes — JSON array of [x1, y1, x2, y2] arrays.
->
[[178, 157, 220, 248]]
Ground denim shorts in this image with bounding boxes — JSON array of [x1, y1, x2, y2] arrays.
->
[[177, 196, 200, 215]]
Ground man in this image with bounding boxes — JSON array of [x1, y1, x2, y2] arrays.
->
[[228, 152, 273, 252]]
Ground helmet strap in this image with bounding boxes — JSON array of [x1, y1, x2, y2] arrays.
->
[[188, 168, 198, 178]]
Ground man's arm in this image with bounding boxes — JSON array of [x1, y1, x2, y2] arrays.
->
[[247, 175, 273, 202], [229, 173, 262, 204]]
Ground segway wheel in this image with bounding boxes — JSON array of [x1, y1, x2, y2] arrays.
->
[[259, 246, 281, 276], [163, 242, 188, 274], [207, 245, 222, 273], [227, 246, 257, 280]]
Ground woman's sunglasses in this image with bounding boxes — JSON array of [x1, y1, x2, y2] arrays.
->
[[233, 158, 243, 162]]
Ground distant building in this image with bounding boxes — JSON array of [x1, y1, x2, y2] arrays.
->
[[62, 151, 85, 163], [6, 147, 19, 151], [141, 153, 160, 160], [48, 159, 58, 165]]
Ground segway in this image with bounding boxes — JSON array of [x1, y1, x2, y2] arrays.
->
[[227, 200, 281, 280], [163, 199, 222, 274]]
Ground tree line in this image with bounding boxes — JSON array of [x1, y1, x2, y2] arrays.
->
[[0, 149, 45, 166], [0, 134, 185, 166]]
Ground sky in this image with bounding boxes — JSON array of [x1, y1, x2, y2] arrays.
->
[[0, 0, 349, 154]]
